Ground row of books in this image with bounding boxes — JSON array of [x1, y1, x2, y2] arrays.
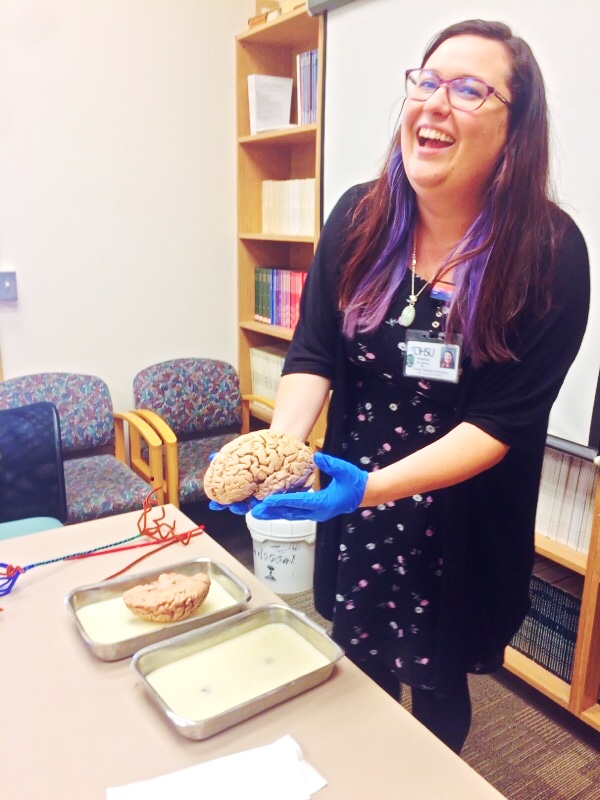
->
[[254, 267, 307, 329], [249, 345, 287, 403], [535, 447, 596, 554], [510, 556, 583, 683], [296, 49, 318, 125], [262, 178, 316, 236]]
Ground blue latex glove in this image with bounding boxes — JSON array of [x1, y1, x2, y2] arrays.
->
[[208, 497, 258, 516], [250, 452, 368, 522], [206, 451, 258, 515]]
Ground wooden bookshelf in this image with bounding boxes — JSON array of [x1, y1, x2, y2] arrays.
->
[[235, 5, 327, 447], [503, 463, 600, 732]]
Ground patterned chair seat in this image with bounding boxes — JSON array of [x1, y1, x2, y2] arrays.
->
[[63, 455, 152, 524], [132, 358, 273, 508], [0, 373, 164, 524], [177, 433, 241, 505]]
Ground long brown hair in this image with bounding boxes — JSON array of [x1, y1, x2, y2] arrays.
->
[[338, 20, 562, 365]]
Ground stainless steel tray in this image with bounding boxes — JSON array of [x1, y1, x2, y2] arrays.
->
[[66, 558, 251, 661], [131, 603, 344, 739]]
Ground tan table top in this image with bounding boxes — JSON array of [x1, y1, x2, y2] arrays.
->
[[0, 505, 506, 800]]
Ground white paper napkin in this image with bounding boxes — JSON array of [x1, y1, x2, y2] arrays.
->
[[106, 735, 326, 800]]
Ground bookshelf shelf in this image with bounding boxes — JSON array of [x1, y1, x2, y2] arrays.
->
[[580, 704, 600, 733], [534, 532, 587, 575], [239, 124, 317, 146], [236, 5, 327, 449], [237, 6, 317, 45], [504, 647, 571, 708], [239, 320, 295, 342], [239, 233, 316, 243]]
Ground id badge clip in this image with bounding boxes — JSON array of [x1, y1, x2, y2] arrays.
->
[[403, 330, 462, 384]]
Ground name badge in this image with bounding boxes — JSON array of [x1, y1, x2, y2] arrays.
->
[[403, 330, 462, 383]]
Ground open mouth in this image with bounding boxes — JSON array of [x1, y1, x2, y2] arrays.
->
[[417, 127, 456, 148]]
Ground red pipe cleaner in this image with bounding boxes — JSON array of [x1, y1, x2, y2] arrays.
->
[[0, 490, 205, 606]]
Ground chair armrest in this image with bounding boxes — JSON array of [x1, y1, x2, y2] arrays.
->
[[130, 409, 180, 508], [114, 412, 165, 505], [241, 394, 275, 433], [131, 409, 178, 444]]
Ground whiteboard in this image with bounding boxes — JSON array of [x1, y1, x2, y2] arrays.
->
[[322, 0, 599, 450]]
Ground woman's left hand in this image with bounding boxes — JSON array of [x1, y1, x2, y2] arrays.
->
[[250, 452, 368, 522], [208, 497, 258, 515]]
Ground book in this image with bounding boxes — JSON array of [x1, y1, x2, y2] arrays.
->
[[535, 449, 556, 534], [261, 178, 315, 236], [511, 555, 584, 683], [558, 455, 580, 549], [535, 446, 597, 555], [249, 344, 287, 402], [296, 49, 318, 125], [249, 2, 281, 27], [253, 266, 306, 329], [550, 451, 570, 543], [248, 11, 269, 26], [575, 461, 596, 553], [248, 74, 293, 135]]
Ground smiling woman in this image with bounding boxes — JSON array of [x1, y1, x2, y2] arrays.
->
[[400, 34, 512, 234], [212, 19, 590, 757]]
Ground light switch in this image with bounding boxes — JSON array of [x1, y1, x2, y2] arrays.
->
[[0, 272, 18, 301]]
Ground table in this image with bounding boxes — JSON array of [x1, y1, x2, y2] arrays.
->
[[0, 505, 506, 800]]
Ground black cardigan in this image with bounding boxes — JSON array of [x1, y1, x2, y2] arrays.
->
[[283, 184, 590, 691]]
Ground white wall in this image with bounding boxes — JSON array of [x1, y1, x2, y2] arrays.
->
[[323, 0, 600, 449], [0, 0, 255, 409]]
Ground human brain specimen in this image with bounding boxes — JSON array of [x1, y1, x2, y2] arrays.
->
[[203, 429, 315, 505], [123, 572, 211, 623]]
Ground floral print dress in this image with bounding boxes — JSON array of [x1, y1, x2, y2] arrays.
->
[[331, 271, 461, 689]]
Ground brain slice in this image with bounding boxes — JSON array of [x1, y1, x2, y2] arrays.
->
[[203, 429, 315, 504]]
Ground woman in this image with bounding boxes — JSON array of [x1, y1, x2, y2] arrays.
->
[[216, 20, 590, 753]]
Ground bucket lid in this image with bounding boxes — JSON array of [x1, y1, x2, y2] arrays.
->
[[246, 510, 316, 539]]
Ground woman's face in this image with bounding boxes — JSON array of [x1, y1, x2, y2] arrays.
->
[[400, 35, 512, 210]]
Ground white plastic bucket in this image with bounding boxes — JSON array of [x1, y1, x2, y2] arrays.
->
[[245, 511, 316, 594]]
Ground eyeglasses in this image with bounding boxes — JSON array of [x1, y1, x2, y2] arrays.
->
[[405, 68, 511, 111]]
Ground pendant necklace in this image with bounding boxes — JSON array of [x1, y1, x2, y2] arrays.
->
[[398, 245, 432, 327]]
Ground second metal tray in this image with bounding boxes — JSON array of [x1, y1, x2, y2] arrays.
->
[[132, 603, 344, 739]]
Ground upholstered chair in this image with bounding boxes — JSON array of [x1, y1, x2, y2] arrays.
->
[[132, 358, 273, 507], [0, 402, 68, 536], [0, 373, 164, 523]]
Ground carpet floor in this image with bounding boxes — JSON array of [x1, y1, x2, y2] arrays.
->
[[275, 586, 600, 800], [188, 503, 600, 800]]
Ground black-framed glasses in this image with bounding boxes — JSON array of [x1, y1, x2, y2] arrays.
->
[[405, 68, 511, 111]]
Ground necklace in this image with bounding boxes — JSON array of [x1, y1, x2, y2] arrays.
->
[[398, 245, 432, 327]]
